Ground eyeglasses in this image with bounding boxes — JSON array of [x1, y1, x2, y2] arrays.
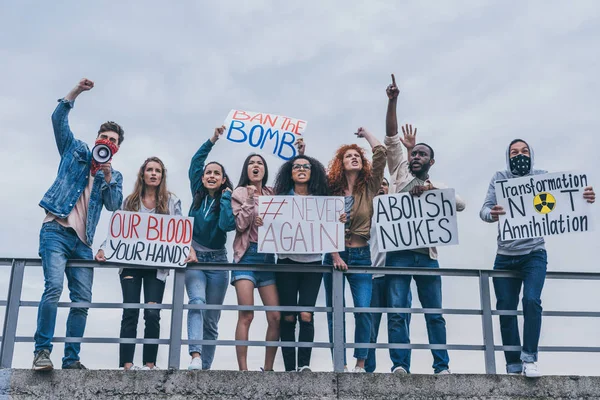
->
[[292, 163, 312, 171]]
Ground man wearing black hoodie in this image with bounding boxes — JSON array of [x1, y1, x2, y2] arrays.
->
[[480, 139, 595, 377]]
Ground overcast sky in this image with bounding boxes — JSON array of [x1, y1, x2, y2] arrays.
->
[[1, 1, 599, 374]]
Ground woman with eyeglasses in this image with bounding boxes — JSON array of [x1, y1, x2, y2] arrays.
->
[[272, 140, 332, 372]]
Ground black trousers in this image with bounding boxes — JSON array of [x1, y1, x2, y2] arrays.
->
[[119, 268, 166, 367], [275, 259, 322, 371]]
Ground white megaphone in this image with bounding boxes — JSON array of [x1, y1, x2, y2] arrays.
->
[[92, 143, 113, 164]]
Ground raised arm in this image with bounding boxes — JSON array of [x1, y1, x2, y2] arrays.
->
[[356, 127, 387, 193], [189, 126, 225, 195], [51, 78, 94, 156], [386, 74, 400, 138]]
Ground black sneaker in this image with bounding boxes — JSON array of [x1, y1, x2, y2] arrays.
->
[[63, 361, 88, 370], [32, 350, 54, 371]]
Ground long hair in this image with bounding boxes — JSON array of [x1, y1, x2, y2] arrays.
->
[[124, 157, 171, 214], [327, 144, 372, 196], [274, 155, 329, 196], [237, 153, 269, 188], [191, 161, 233, 213]]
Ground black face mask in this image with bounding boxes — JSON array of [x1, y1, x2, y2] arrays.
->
[[510, 154, 531, 176]]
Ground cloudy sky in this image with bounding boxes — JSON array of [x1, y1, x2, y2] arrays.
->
[[1, 1, 599, 374]]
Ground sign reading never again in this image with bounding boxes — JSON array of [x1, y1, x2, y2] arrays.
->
[[495, 171, 594, 241], [224, 109, 307, 161], [257, 196, 345, 253], [104, 211, 194, 268], [374, 189, 459, 252]]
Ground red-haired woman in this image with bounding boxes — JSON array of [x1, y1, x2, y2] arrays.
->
[[96, 157, 183, 371], [324, 127, 386, 372]]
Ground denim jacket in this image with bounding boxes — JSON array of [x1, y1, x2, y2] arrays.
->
[[39, 99, 123, 246]]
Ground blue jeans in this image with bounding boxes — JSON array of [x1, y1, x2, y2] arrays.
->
[[493, 249, 547, 373], [231, 243, 276, 287], [35, 221, 94, 367], [323, 246, 373, 363], [385, 250, 449, 373], [365, 276, 412, 373], [186, 249, 229, 370]]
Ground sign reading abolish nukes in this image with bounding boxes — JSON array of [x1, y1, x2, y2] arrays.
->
[[495, 171, 594, 241], [224, 109, 307, 161], [374, 189, 459, 252], [258, 196, 345, 254], [104, 211, 194, 268]]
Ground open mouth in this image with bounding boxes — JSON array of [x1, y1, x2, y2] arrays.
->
[[206, 179, 217, 185], [252, 168, 260, 175]]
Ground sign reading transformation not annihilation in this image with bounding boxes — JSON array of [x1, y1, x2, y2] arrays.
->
[[495, 171, 594, 241], [104, 211, 194, 268]]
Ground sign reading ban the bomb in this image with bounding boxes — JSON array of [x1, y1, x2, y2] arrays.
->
[[374, 189, 459, 252], [495, 171, 594, 241], [258, 196, 345, 253], [224, 110, 306, 161], [104, 211, 194, 268]]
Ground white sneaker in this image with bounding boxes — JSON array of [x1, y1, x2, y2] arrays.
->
[[141, 365, 160, 371], [435, 369, 451, 375], [297, 366, 312, 372], [523, 362, 542, 378], [125, 365, 142, 371], [188, 357, 202, 371], [353, 366, 366, 373], [392, 366, 408, 374], [343, 366, 349, 373]]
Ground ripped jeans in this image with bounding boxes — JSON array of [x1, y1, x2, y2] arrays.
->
[[119, 268, 165, 367]]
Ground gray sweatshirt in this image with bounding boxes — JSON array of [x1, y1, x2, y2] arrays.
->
[[479, 141, 546, 255]]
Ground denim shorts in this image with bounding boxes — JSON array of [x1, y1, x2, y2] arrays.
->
[[231, 243, 276, 288]]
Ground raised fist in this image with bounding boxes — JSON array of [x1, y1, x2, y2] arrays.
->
[[77, 78, 94, 91]]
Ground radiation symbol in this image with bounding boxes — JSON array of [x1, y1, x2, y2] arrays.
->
[[533, 192, 556, 214]]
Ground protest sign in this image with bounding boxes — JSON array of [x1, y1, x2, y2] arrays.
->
[[104, 211, 194, 268], [224, 109, 307, 161], [374, 189, 459, 252], [258, 196, 345, 253], [495, 171, 593, 241]]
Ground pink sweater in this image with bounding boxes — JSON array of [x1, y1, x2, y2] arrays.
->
[[232, 185, 274, 263]]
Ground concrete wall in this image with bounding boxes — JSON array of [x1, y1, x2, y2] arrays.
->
[[1, 370, 599, 399]]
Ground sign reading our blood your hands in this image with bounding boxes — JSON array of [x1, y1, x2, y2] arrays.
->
[[104, 211, 194, 268], [224, 109, 307, 161], [258, 196, 345, 254]]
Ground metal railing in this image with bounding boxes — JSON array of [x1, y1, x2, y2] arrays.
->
[[1, 257, 600, 373]]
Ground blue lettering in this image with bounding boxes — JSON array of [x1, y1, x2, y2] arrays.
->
[[248, 125, 264, 147], [278, 132, 297, 161], [261, 128, 281, 155], [227, 120, 247, 143]]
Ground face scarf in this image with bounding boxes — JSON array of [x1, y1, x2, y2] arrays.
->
[[91, 139, 119, 176], [509, 154, 531, 176]]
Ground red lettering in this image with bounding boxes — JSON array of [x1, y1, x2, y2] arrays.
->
[[294, 120, 306, 134], [166, 219, 176, 242], [110, 213, 122, 238], [249, 113, 264, 124], [147, 215, 159, 240], [232, 110, 251, 120], [263, 114, 278, 127], [183, 219, 193, 244], [131, 213, 142, 239]]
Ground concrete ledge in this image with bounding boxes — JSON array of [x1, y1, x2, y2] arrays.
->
[[1, 369, 600, 399]]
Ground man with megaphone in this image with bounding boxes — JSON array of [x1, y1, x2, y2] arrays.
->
[[33, 78, 125, 371]]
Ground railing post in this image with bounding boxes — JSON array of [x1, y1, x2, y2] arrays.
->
[[1, 259, 26, 368], [332, 268, 345, 372], [168, 268, 185, 370], [479, 270, 496, 374]]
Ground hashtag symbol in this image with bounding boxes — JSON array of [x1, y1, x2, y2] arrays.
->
[[261, 198, 287, 220]]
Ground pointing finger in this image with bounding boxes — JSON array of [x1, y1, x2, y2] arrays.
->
[[391, 73, 396, 87]]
